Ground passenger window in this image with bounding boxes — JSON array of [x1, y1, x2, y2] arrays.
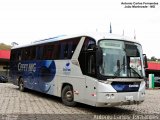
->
[[69, 37, 81, 58], [59, 37, 80, 59], [17, 50, 22, 61], [82, 37, 96, 51], [30, 47, 36, 60], [68, 41, 73, 59], [43, 44, 54, 60], [37, 46, 43, 60], [52, 42, 60, 59], [22, 48, 30, 60], [60, 41, 68, 59]]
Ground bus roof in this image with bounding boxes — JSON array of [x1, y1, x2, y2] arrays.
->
[[12, 32, 140, 49]]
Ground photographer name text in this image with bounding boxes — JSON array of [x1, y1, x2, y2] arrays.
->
[[121, 2, 158, 8]]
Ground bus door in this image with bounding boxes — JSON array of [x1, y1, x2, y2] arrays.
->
[[85, 50, 97, 105], [78, 37, 97, 105]]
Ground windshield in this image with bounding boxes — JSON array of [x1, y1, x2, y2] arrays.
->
[[98, 40, 144, 78]]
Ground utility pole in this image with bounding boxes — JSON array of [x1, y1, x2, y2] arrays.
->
[[134, 29, 136, 39], [109, 22, 112, 33]]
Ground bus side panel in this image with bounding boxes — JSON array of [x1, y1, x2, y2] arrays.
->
[[34, 60, 56, 93], [84, 76, 98, 106], [11, 60, 57, 95], [54, 60, 86, 103]]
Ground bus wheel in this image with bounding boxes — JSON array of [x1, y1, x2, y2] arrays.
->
[[61, 85, 76, 107], [19, 78, 25, 92]]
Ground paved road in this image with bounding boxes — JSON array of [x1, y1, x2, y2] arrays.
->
[[0, 83, 160, 120]]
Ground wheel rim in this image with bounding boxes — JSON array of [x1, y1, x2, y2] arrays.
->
[[65, 91, 73, 102]]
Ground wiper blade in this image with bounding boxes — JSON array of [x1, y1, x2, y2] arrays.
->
[[129, 67, 142, 78]]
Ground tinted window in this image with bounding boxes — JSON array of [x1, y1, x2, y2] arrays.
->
[[11, 48, 22, 61], [52, 42, 60, 59], [11, 37, 81, 61], [40, 42, 60, 60], [21, 47, 36, 60], [36, 46, 43, 60], [59, 37, 80, 59], [22, 48, 30, 60], [10, 50, 16, 61], [78, 37, 96, 77], [30, 46, 36, 60], [43, 44, 54, 60], [81, 37, 96, 51]]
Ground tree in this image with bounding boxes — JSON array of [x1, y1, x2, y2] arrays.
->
[[150, 56, 157, 61], [0, 43, 11, 50]]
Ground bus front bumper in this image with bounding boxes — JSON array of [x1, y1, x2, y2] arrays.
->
[[95, 91, 145, 107]]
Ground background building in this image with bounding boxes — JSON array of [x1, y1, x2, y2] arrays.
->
[[145, 61, 160, 77], [0, 50, 10, 77]]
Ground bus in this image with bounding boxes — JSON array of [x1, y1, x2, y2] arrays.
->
[[10, 33, 147, 107]]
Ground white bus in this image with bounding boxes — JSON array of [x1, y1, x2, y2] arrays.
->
[[10, 33, 147, 107]]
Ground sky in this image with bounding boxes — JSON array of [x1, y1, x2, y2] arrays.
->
[[0, 0, 160, 58]]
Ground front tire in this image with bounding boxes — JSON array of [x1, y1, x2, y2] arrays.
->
[[19, 78, 25, 92], [61, 85, 77, 107]]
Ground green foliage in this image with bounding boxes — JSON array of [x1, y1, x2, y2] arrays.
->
[[148, 56, 160, 62], [0, 43, 11, 50], [151, 56, 157, 61]]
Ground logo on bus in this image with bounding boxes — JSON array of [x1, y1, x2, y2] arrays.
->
[[129, 84, 139, 88], [63, 62, 71, 72], [18, 63, 36, 72]]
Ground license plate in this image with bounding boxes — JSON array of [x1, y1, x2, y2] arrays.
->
[[125, 96, 133, 101]]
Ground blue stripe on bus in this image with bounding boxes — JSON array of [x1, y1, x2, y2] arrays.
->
[[37, 60, 56, 92], [14, 60, 56, 93]]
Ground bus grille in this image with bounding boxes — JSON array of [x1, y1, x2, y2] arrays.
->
[[111, 82, 141, 92]]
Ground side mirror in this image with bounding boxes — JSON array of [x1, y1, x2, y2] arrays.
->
[[96, 47, 103, 65], [143, 54, 148, 68]]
